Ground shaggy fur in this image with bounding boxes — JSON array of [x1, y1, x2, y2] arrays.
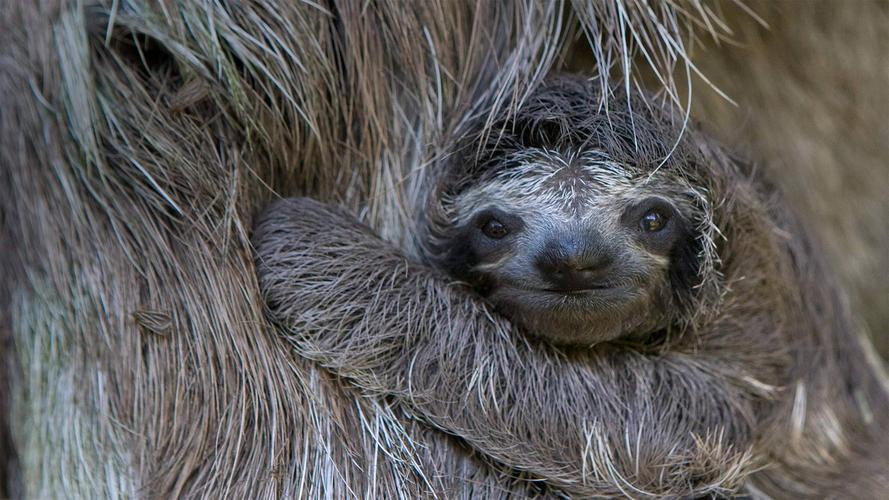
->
[[427, 83, 719, 346], [1, 0, 887, 497], [253, 79, 889, 497], [689, 0, 889, 358]]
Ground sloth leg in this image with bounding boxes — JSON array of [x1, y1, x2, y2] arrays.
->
[[252, 196, 763, 498]]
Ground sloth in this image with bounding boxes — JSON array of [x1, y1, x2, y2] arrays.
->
[[253, 77, 889, 497], [6, 1, 889, 497], [435, 129, 703, 346]]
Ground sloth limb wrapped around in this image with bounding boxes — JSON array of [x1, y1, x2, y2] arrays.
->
[[253, 197, 777, 497]]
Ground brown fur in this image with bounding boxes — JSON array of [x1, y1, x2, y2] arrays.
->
[[253, 79, 889, 497], [1, 0, 887, 497], [688, 1, 889, 358]]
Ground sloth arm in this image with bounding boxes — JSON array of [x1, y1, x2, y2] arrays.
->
[[253, 196, 757, 496]]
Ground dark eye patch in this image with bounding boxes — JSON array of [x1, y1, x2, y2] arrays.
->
[[668, 228, 703, 311], [469, 207, 524, 257], [439, 207, 524, 286], [482, 218, 509, 239], [473, 207, 524, 235], [622, 197, 683, 254], [622, 196, 702, 308]]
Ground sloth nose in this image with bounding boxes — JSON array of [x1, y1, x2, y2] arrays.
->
[[534, 236, 615, 292]]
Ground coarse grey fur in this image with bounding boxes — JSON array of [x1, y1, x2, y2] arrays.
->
[[428, 89, 711, 347], [2, 0, 888, 498], [0, 2, 748, 497], [253, 78, 889, 497]]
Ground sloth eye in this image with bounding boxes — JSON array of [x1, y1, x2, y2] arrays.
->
[[481, 218, 509, 239], [640, 210, 668, 232]]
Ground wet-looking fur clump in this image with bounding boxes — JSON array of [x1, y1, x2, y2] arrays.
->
[[253, 76, 889, 497], [432, 81, 710, 346]]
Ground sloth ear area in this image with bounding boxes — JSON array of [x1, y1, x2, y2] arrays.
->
[[668, 230, 704, 309]]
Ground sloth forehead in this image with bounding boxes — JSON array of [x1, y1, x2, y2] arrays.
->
[[449, 148, 653, 222]]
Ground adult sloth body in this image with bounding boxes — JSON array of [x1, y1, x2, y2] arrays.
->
[[4, 1, 889, 498], [254, 79, 889, 497]]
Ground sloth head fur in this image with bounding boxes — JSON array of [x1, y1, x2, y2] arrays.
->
[[432, 77, 720, 347]]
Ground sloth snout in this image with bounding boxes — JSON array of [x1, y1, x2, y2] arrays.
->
[[534, 236, 616, 291]]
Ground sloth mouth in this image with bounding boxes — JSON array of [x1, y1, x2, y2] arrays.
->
[[500, 284, 634, 301], [540, 285, 612, 294], [537, 281, 631, 294]]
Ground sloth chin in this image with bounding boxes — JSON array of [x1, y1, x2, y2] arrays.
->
[[488, 284, 654, 347]]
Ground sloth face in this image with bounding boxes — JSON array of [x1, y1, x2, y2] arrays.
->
[[441, 148, 702, 346]]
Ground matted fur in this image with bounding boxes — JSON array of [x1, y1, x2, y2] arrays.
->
[[252, 79, 888, 497], [1, 0, 887, 498]]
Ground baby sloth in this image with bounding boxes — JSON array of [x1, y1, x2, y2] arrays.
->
[[436, 101, 703, 347], [254, 75, 889, 497]]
